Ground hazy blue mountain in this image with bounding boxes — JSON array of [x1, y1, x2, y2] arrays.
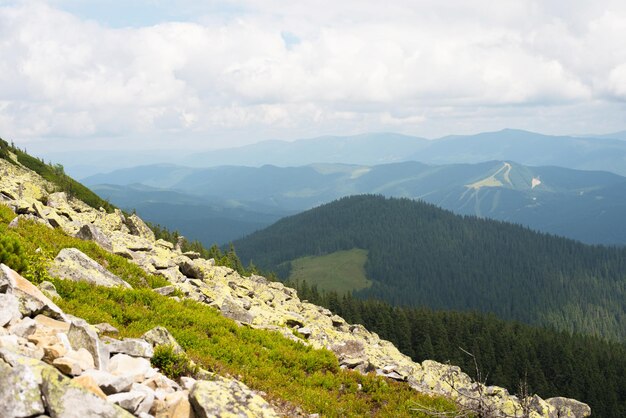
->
[[183, 133, 429, 167], [90, 161, 626, 245], [412, 129, 626, 175], [152, 129, 626, 176], [91, 183, 291, 244]]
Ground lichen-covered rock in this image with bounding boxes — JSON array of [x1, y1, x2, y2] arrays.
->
[[41, 365, 134, 418], [75, 224, 113, 251], [38, 281, 61, 300], [67, 318, 110, 371], [104, 338, 154, 358], [190, 379, 278, 418], [125, 214, 155, 242], [142, 326, 185, 355], [0, 353, 46, 417], [220, 297, 254, 324], [546, 397, 592, 418], [47, 248, 131, 288]]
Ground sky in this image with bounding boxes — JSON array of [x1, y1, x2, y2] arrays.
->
[[1, 0, 626, 155]]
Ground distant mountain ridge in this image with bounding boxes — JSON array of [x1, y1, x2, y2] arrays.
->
[[87, 160, 626, 245], [152, 129, 626, 177]]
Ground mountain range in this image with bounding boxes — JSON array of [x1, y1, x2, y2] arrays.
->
[[181, 129, 626, 175], [85, 159, 626, 245]]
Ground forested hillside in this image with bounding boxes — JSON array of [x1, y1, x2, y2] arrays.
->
[[234, 195, 626, 340], [292, 282, 626, 418]]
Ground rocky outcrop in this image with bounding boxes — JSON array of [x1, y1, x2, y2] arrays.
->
[[0, 155, 592, 418], [0, 263, 280, 418], [48, 248, 132, 288]]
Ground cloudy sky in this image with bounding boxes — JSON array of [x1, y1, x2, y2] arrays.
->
[[1, 0, 626, 154]]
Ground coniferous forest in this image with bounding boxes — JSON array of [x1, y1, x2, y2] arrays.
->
[[234, 195, 626, 341], [291, 281, 626, 418]]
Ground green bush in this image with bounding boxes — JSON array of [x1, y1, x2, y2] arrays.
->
[[151, 344, 199, 380], [0, 234, 27, 272]]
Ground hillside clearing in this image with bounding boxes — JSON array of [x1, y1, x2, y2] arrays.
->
[[287, 248, 372, 295]]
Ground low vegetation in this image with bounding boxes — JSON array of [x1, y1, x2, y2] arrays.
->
[[51, 278, 456, 416]]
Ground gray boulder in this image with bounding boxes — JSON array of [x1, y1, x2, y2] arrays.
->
[[0, 264, 66, 320], [81, 369, 134, 395], [0, 354, 46, 417], [0, 293, 21, 326], [125, 214, 155, 242], [190, 379, 278, 418], [141, 326, 184, 355], [220, 298, 254, 324], [47, 248, 131, 288], [546, 397, 592, 418], [67, 318, 110, 371], [104, 338, 154, 358], [75, 224, 113, 251]]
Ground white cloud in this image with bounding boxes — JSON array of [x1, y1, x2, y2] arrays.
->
[[0, 0, 625, 152]]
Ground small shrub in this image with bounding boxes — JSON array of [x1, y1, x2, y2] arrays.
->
[[151, 344, 199, 380], [0, 234, 28, 273]]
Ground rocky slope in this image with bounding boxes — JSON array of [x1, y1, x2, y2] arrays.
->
[[0, 153, 591, 418]]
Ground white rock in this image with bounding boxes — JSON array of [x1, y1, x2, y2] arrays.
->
[[108, 353, 154, 383]]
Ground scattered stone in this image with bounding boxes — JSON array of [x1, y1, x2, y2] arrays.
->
[[142, 326, 185, 355], [108, 390, 147, 414], [155, 239, 174, 250], [105, 338, 154, 358], [125, 214, 156, 242], [0, 264, 66, 320], [220, 298, 254, 324], [131, 383, 156, 415], [95, 322, 120, 335], [108, 353, 154, 382], [546, 397, 592, 418], [47, 248, 132, 288], [0, 353, 46, 417], [75, 224, 113, 251], [8, 316, 37, 338], [0, 292, 21, 326], [41, 365, 134, 418], [38, 280, 61, 299], [190, 379, 279, 418], [67, 318, 110, 370], [82, 369, 135, 395], [53, 356, 82, 376], [154, 285, 178, 296], [73, 374, 108, 399], [34, 314, 71, 333]]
